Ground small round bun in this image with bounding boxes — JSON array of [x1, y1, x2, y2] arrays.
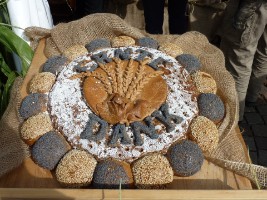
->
[[31, 131, 70, 170], [198, 93, 225, 122], [29, 72, 56, 93], [111, 36, 135, 47], [93, 160, 134, 189], [56, 149, 97, 187], [19, 93, 48, 120], [85, 38, 111, 52], [137, 37, 158, 49], [132, 153, 173, 189], [192, 71, 217, 94], [21, 113, 53, 145], [189, 116, 219, 153], [168, 140, 204, 176], [159, 43, 183, 57], [63, 45, 88, 61], [176, 54, 201, 74], [42, 55, 68, 75]]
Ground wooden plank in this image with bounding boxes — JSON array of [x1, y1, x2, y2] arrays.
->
[[1, 188, 267, 200], [0, 158, 252, 189]]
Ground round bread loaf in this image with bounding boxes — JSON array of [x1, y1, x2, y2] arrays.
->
[[93, 159, 134, 189], [85, 38, 111, 52], [63, 45, 88, 61], [56, 149, 97, 187], [42, 55, 68, 75], [19, 93, 48, 120], [137, 37, 158, 49], [132, 153, 173, 189], [168, 140, 204, 176], [31, 131, 71, 170], [29, 72, 56, 93], [191, 71, 217, 94], [20, 113, 53, 146], [189, 116, 219, 153], [176, 54, 201, 74], [198, 93, 225, 122], [159, 43, 183, 57], [111, 36, 136, 47]]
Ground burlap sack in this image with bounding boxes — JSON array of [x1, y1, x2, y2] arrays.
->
[[1, 13, 266, 188], [0, 77, 29, 177]]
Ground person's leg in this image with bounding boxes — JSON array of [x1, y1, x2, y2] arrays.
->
[[246, 27, 267, 103], [168, 0, 188, 34], [220, 1, 266, 121], [76, 0, 104, 18], [83, 0, 104, 14], [142, 0, 165, 34]]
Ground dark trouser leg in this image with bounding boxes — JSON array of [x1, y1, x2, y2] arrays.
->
[[168, 0, 188, 34], [76, 0, 104, 18], [142, 0, 165, 34]]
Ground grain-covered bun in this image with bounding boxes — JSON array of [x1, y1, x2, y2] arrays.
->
[[111, 36, 136, 47], [176, 54, 201, 74], [159, 43, 183, 57], [63, 45, 88, 61], [19, 93, 48, 120], [85, 38, 111, 52], [29, 72, 56, 93], [189, 116, 219, 153], [198, 93, 225, 122], [42, 55, 68, 75], [92, 159, 134, 189], [168, 140, 204, 176], [191, 71, 217, 94], [137, 37, 158, 49], [56, 149, 97, 187], [20, 113, 53, 146], [132, 153, 173, 189], [31, 131, 71, 170]]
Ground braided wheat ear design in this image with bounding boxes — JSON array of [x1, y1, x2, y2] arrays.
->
[[91, 58, 163, 100]]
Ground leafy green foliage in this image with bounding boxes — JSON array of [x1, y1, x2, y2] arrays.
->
[[0, 26, 34, 76], [0, 1, 34, 118]]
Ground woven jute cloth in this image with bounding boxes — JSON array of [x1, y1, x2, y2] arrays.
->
[[0, 77, 29, 177], [1, 13, 266, 187]]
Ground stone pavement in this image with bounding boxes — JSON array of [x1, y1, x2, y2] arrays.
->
[[238, 78, 267, 167]]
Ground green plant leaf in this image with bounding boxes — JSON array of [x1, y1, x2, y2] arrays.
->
[[0, 69, 16, 116], [0, 51, 18, 117], [0, 25, 33, 76], [0, 51, 13, 76]]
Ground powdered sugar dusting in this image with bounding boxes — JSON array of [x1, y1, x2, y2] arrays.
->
[[48, 46, 198, 162]]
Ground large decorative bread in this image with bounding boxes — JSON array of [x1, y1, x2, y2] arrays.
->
[[19, 36, 225, 188]]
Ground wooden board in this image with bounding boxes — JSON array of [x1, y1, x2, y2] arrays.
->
[[0, 39, 256, 199]]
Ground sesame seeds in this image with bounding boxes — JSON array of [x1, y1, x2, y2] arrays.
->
[[191, 71, 217, 94], [20, 112, 53, 145], [111, 36, 136, 47], [158, 43, 183, 57], [132, 153, 173, 188], [63, 45, 88, 61], [189, 116, 219, 153], [56, 149, 97, 187], [29, 72, 56, 93]]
